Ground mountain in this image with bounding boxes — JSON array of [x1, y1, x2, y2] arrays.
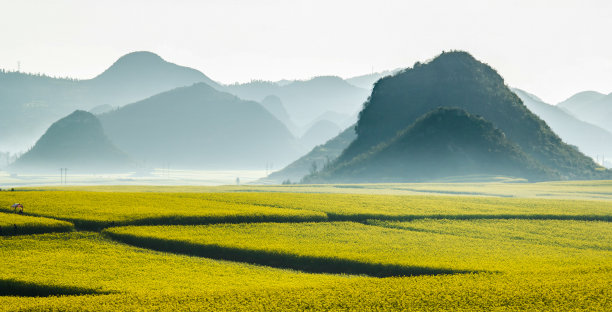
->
[[9, 110, 132, 173], [513, 88, 612, 158], [319, 51, 608, 182], [263, 125, 357, 184], [225, 76, 369, 127], [299, 119, 342, 152], [558, 91, 612, 134], [558, 91, 606, 111], [0, 51, 219, 153], [85, 51, 221, 106], [99, 83, 302, 169], [305, 108, 553, 182]]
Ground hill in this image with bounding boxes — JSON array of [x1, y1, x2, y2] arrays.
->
[[0, 51, 218, 153], [225, 76, 369, 127], [323, 51, 608, 181], [263, 125, 357, 184], [513, 89, 612, 158], [9, 110, 132, 173], [558, 91, 612, 134], [99, 83, 302, 169], [305, 108, 553, 182]]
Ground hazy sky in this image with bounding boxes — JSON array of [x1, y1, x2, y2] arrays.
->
[[1, 0, 611, 104]]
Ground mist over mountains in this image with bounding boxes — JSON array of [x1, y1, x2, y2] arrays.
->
[[2, 50, 610, 182]]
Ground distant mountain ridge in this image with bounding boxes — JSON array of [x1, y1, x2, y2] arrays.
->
[[225, 76, 369, 127], [345, 69, 399, 90], [0, 51, 219, 152], [558, 91, 612, 134], [513, 88, 612, 158]]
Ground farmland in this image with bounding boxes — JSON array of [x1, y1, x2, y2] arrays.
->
[[1, 182, 611, 311]]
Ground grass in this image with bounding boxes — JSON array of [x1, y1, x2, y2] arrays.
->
[[0, 212, 73, 235]]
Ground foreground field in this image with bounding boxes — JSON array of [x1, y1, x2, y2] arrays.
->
[[1, 182, 611, 311]]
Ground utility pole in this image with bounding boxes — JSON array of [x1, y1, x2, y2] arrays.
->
[[17, 61, 20, 72], [60, 168, 68, 185]]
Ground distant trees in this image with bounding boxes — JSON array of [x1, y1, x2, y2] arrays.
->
[[310, 161, 318, 175]]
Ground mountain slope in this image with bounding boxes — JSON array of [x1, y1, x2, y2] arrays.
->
[[305, 108, 552, 182], [299, 119, 342, 153], [264, 125, 357, 183], [333, 51, 605, 181], [10, 110, 132, 173], [0, 51, 218, 152], [558, 91, 612, 134], [99, 83, 302, 169], [513, 88, 612, 158]]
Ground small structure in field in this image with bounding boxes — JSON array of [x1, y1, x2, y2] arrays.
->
[[11, 203, 23, 213]]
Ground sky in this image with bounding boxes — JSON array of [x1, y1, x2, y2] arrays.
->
[[0, 0, 611, 104]]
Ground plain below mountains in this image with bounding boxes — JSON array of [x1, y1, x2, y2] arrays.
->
[[0, 51, 219, 152], [99, 83, 302, 169], [305, 51, 610, 183], [9, 110, 133, 173]]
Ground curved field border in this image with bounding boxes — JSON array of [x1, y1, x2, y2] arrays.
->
[[0, 279, 107, 297], [103, 229, 473, 277]]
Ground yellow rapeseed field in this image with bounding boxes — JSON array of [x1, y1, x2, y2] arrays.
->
[[1, 183, 611, 311], [200, 192, 612, 220]]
